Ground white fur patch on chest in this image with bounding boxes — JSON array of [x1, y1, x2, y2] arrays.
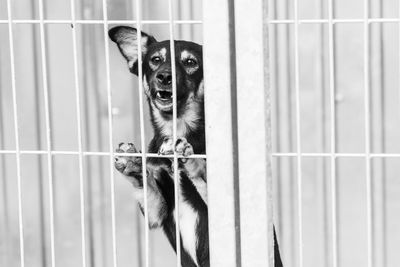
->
[[151, 96, 201, 138], [156, 117, 190, 137], [174, 201, 199, 266]]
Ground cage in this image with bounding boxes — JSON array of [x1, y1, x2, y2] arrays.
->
[[0, 0, 399, 266]]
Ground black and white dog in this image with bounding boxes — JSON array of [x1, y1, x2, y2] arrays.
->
[[109, 26, 283, 267]]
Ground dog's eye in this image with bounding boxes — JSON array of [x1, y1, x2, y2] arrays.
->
[[183, 58, 197, 67], [151, 56, 161, 64]]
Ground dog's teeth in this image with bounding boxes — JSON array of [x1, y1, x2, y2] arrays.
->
[[156, 91, 172, 100]]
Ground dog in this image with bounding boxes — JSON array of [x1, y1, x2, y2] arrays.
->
[[109, 26, 283, 267]]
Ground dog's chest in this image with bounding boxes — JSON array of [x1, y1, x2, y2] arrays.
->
[[152, 100, 200, 138], [158, 119, 190, 137]]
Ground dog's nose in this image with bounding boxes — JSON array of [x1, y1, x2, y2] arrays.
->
[[156, 72, 172, 86]]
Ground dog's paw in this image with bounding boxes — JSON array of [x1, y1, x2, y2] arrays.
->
[[114, 142, 142, 177], [158, 137, 193, 163], [175, 137, 194, 159], [158, 137, 174, 155]]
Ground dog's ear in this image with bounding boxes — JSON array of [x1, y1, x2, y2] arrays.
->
[[109, 26, 157, 75]]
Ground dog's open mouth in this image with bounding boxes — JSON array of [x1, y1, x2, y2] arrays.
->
[[154, 89, 173, 111], [156, 90, 173, 101]]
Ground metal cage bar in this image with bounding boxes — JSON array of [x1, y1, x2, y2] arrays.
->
[[37, 0, 57, 265], [234, 0, 275, 266], [203, 0, 240, 266], [327, 0, 339, 265], [69, 0, 88, 266], [363, 0, 373, 266], [292, 0, 304, 265], [1, 18, 400, 25], [0, 19, 203, 24], [167, 0, 183, 266], [134, 1, 151, 266], [5, 0, 25, 266], [100, 0, 118, 266], [4, 150, 400, 159]]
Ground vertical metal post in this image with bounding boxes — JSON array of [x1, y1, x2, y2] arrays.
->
[[363, 0, 373, 266], [0, 26, 10, 267], [292, 0, 304, 265], [315, 1, 330, 265], [134, 1, 151, 266], [101, 1, 118, 266], [37, 0, 57, 265], [377, 2, 387, 266], [203, 0, 241, 266], [327, 0, 338, 266], [234, 0, 274, 265], [29, 0, 48, 262], [5, 0, 25, 266], [79, 1, 107, 264], [70, 0, 88, 266]]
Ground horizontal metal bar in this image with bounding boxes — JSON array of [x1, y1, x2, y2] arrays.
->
[[272, 153, 400, 158], [1, 18, 397, 25], [3, 149, 400, 158], [0, 19, 202, 25], [267, 18, 400, 24], [0, 150, 207, 158]]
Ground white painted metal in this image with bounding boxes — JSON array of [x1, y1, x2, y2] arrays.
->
[[5, 1, 25, 266], [37, 0, 56, 265], [69, 0, 87, 266], [327, 0, 338, 266], [203, 0, 240, 266], [234, 0, 274, 266], [4, 149, 400, 159], [267, 18, 400, 24], [134, 0, 151, 266], [1, 18, 400, 25], [167, 0, 183, 265], [101, 0, 118, 266], [0, 20, 202, 24], [0, 150, 207, 157], [292, 0, 304, 265], [364, 0, 373, 266]]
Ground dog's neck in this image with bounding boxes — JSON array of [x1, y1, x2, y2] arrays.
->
[[149, 93, 204, 139]]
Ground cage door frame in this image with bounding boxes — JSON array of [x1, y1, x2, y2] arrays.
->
[[203, 0, 275, 266]]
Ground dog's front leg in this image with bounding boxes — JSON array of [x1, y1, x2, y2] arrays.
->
[[114, 143, 167, 228], [159, 137, 207, 205]]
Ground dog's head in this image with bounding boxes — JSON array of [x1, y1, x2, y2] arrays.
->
[[109, 26, 203, 115]]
